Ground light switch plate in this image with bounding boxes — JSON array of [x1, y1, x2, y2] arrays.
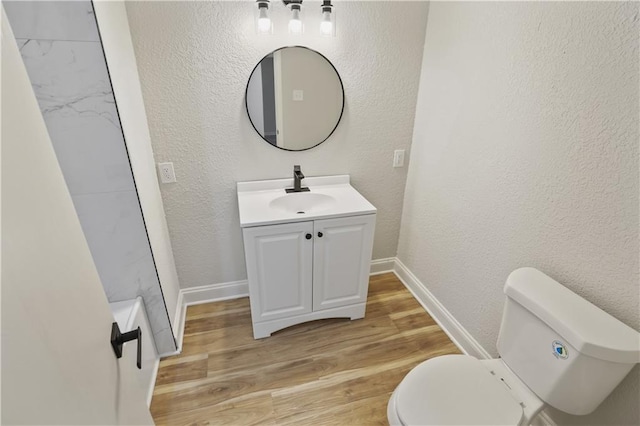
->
[[293, 90, 304, 101], [393, 150, 405, 168]]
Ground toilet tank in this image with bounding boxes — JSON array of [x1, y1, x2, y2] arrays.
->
[[497, 268, 639, 415]]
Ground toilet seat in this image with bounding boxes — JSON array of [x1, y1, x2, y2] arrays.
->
[[393, 355, 525, 425]]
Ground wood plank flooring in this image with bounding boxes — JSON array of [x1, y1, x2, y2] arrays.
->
[[151, 273, 461, 425]]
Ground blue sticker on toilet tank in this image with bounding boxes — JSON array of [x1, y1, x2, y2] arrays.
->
[[552, 341, 568, 359]]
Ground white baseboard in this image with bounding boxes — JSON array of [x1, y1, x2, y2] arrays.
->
[[170, 279, 249, 353], [181, 279, 249, 305], [370, 257, 396, 275], [392, 258, 492, 359]]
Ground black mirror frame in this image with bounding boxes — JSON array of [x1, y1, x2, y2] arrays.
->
[[245, 45, 345, 152]]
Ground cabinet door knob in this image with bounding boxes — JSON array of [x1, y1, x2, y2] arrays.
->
[[317, 232, 323, 238], [305, 233, 312, 240]]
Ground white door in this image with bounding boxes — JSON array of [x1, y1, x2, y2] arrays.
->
[[243, 221, 313, 323], [313, 215, 376, 311], [1, 9, 153, 425]]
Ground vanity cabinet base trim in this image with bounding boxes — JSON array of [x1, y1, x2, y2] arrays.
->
[[252, 302, 366, 339]]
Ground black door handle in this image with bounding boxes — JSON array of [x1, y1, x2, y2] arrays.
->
[[110, 322, 142, 369], [317, 232, 323, 238], [305, 233, 312, 240]]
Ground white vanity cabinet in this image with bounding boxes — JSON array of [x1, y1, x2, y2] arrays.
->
[[242, 214, 376, 338]]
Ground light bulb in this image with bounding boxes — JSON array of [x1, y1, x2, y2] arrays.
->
[[257, 7, 271, 34], [289, 8, 302, 34], [320, 11, 333, 36]]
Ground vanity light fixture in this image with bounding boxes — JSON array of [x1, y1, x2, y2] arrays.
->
[[256, 0, 272, 34], [320, 0, 335, 37], [255, 0, 335, 36]]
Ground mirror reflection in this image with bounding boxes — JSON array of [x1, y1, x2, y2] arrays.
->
[[245, 46, 344, 151]]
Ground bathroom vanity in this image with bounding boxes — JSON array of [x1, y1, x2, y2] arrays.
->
[[237, 175, 376, 338]]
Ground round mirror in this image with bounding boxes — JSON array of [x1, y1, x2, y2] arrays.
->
[[245, 46, 344, 151]]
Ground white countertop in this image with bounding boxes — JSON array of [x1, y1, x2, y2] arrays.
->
[[237, 175, 377, 228]]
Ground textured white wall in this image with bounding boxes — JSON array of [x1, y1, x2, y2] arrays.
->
[[125, 1, 429, 288], [398, 2, 639, 425]]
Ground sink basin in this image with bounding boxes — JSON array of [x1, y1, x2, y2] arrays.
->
[[269, 192, 337, 214], [237, 175, 376, 227]]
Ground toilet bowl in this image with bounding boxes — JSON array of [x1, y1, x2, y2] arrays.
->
[[387, 355, 543, 426], [387, 268, 640, 425]]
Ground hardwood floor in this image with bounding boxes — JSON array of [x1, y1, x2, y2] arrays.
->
[[151, 273, 461, 425]]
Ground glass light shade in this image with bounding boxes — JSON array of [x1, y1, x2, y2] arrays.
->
[[257, 7, 272, 34], [288, 8, 303, 34], [320, 10, 335, 37]]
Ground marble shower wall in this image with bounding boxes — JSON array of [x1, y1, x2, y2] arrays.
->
[[4, 0, 176, 354]]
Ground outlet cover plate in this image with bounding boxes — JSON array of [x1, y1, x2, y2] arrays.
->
[[158, 162, 176, 183]]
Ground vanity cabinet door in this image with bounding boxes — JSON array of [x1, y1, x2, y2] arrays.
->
[[312, 214, 376, 311], [243, 221, 314, 323]]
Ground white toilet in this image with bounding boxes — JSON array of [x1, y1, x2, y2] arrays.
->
[[387, 267, 640, 425]]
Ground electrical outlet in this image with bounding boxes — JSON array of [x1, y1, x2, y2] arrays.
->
[[393, 149, 405, 168], [158, 162, 176, 183]]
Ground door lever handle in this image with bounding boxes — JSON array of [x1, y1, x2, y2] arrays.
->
[[110, 322, 142, 369]]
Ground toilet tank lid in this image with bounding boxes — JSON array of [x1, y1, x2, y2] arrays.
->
[[505, 268, 640, 364]]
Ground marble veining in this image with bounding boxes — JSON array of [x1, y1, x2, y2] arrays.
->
[[18, 39, 118, 125], [17, 38, 133, 195]]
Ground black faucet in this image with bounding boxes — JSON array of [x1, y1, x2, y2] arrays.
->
[[286, 165, 310, 193]]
